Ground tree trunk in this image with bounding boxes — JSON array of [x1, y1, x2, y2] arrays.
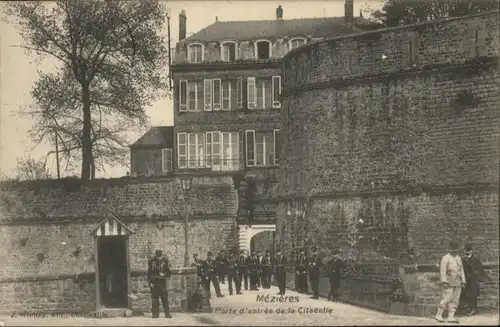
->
[[81, 85, 93, 181]]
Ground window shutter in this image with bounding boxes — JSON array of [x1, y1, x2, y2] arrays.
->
[[162, 149, 172, 173], [245, 130, 255, 166], [177, 133, 187, 168], [272, 76, 281, 108], [213, 79, 222, 111], [204, 79, 213, 111], [206, 132, 213, 167], [212, 132, 221, 170], [273, 130, 280, 166], [236, 77, 243, 109], [247, 77, 256, 109], [222, 80, 231, 110], [179, 80, 188, 112]]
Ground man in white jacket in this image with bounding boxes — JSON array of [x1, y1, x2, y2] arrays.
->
[[435, 240, 466, 323]]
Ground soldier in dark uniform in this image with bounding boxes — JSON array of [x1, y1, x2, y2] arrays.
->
[[308, 246, 323, 299], [203, 251, 224, 298], [326, 249, 345, 301], [147, 250, 172, 318], [216, 250, 228, 284], [246, 252, 260, 290], [295, 248, 308, 294], [227, 251, 243, 295], [261, 250, 273, 289], [293, 249, 300, 291], [237, 250, 249, 291], [256, 251, 263, 288], [192, 253, 205, 286], [274, 248, 288, 295], [462, 243, 485, 316]]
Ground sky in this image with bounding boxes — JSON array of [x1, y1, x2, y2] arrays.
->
[[0, 0, 384, 179]]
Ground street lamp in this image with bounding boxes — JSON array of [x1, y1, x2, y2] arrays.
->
[[180, 176, 193, 267]]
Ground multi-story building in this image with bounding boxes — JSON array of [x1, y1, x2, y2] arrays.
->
[[132, 0, 371, 251]]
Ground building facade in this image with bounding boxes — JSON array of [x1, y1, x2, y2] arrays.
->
[[168, 1, 369, 253]]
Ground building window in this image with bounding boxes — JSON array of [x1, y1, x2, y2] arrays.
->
[[177, 133, 187, 168], [188, 133, 205, 168], [272, 76, 281, 108], [221, 41, 237, 61], [186, 80, 203, 111], [178, 131, 240, 171], [247, 77, 256, 109], [247, 77, 275, 110], [187, 43, 204, 63], [221, 132, 239, 170], [255, 40, 271, 60], [161, 149, 173, 173], [289, 37, 306, 50], [245, 130, 279, 166]]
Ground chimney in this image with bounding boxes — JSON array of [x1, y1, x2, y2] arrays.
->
[[344, 0, 354, 26], [276, 5, 283, 19], [179, 10, 187, 41]]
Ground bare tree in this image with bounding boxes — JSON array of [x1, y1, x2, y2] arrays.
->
[[15, 155, 51, 180], [7, 0, 170, 180]]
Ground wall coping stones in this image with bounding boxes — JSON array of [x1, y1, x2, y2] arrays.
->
[[0, 267, 198, 284], [0, 213, 235, 225], [282, 11, 499, 63]]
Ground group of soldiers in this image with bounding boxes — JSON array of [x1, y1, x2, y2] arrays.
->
[[192, 248, 284, 297], [191, 246, 346, 301]]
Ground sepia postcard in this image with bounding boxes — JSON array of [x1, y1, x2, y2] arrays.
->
[[0, 0, 498, 326]]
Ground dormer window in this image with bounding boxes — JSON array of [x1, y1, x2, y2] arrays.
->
[[187, 43, 204, 63], [255, 40, 272, 60], [289, 37, 306, 50], [221, 41, 237, 61]]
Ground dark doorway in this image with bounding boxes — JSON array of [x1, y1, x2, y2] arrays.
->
[[98, 236, 128, 308]]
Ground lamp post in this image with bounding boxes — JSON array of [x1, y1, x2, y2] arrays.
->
[[180, 176, 193, 267]]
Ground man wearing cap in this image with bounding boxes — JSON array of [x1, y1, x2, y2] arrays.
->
[[293, 249, 300, 291], [215, 250, 228, 284], [274, 248, 288, 295], [435, 240, 466, 323], [462, 243, 485, 316], [326, 249, 345, 301], [246, 251, 260, 290], [203, 251, 224, 298], [147, 250, 172, 318], [256, 251, 263, 288], [191, 254, 206, 287], [308, 246, 323, 299], [237, 250, 249, 291], [295, 248, 308, 294], [226, 251, 243, 295], [261, 250, 273, 289]]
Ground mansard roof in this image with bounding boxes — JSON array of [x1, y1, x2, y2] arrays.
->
[[181, 17, 364, 43]]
